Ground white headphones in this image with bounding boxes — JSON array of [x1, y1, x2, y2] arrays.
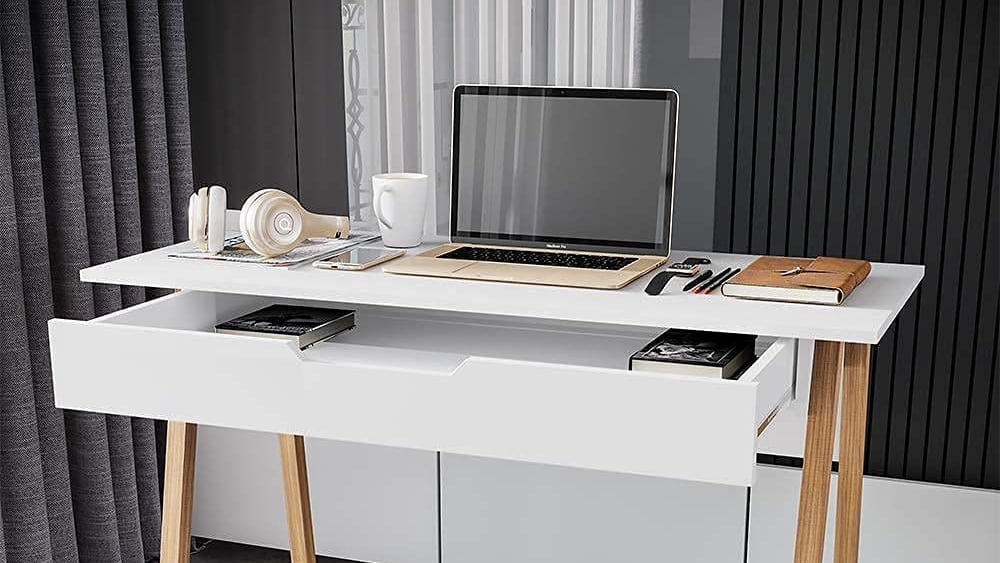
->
[[188, 185, 227, 253], [189, 186, 351, 257]]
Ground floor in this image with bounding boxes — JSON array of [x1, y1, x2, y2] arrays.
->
[[186, 539, 353, 562]]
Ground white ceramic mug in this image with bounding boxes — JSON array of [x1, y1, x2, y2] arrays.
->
[[372, 173, 429, 248]]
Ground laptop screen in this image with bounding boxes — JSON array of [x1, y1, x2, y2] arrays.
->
[[451, 86, 677, 255]]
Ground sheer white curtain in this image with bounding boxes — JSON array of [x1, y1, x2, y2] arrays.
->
[[341, 0, 643, 236]]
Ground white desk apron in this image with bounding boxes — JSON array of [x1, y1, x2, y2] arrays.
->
[[49, 242, 923, 563]]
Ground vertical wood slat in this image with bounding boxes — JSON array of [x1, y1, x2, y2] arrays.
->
[[902, 0, 950, 482], [842, 0, 881, 259], [712, 0, 745, 252], [749, 0, 781, 256], [824, 0, 862, 257], [767, 0, 801, 255], [804, 0, 841, 258], [881, 0, 924, 480], [953, 0, 999, 486], [717, 0, 999, 489], [861, 0, 902, 476], [928, 0, 985, 483], [918, 0, 969, 484], [732, 0, 761, 254], [974, 117, 999, 489], [785, 0, 820, 258]]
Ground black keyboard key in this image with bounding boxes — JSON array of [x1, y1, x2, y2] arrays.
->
[[438, 246, 636, 271]]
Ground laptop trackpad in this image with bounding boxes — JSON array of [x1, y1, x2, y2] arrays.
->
[[460, 262, 545, 281]]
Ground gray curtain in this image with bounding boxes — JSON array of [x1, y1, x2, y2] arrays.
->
[[0, 0, 191, 561]]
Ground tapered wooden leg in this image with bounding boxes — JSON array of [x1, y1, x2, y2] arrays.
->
[[160, 421, 198, 563], [834, 343, 871, 563], [279, 434, 316, 563], [794, 341, 844, 563]]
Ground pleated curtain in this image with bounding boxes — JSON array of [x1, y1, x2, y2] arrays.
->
[[0, 0, 191, 561], [341, 0, 643, 237]]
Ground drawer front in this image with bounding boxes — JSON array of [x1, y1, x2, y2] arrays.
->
[[49, 291, 795, 486]]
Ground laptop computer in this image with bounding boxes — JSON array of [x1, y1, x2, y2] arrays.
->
[[384, 85, 679, 290]]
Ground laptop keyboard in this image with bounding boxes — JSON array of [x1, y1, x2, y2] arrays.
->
[[438, 246, 637, 271]]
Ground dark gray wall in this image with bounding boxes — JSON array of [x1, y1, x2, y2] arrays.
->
[[715, 0, 999, 489], [184, 0, 349, 215], [639, 0, 722, 252]]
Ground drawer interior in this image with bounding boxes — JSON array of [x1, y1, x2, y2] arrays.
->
[[55, 290, 796, 484], [98, 290, 781, 382]]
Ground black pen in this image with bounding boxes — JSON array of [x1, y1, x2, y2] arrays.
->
[[704, 267, 741, 295], [683, 270, 713, 292], [694, 267, 731, 294]]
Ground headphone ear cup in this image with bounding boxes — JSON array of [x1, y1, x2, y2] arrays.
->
[[239, 189, 306, 257], [188, 187, 209, 250], [205, 185, 227, 253]]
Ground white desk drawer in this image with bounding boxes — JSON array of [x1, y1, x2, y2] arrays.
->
[[49, 291, 795, 486]]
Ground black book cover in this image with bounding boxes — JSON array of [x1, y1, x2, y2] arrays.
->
[[631, 329, 755, 367], [216, 304, 353, 336]]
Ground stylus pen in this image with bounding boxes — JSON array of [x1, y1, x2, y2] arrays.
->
[[682, 270, 713, 292], [704, 267, 741, 295], [694, 267, 731, 294]]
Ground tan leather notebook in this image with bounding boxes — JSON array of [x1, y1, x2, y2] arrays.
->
[[721, 256, 871, 305]]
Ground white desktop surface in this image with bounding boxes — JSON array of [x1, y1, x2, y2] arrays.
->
[[81, 240, 923, 344]]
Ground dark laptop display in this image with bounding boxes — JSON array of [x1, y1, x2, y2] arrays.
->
[[451, 85, 678, 255]]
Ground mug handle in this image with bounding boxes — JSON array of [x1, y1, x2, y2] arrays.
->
[[374, 186, 393, 229]]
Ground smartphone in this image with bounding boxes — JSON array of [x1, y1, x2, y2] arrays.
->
[[313, 246, 405, 271]]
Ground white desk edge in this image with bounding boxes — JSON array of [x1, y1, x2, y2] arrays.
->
[[79, 241, 924, 345]]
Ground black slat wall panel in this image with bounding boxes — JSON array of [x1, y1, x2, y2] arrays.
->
[[716, 0, 1000, 488]]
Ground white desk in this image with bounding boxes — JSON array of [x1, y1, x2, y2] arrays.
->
[[49, 242, 922, 563]]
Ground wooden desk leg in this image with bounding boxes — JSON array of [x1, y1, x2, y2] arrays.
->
[[794, 340, 844, 563], [834, 343, 871, 563], [279, 434, 317, 563], [160, 421, 198, 563]]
